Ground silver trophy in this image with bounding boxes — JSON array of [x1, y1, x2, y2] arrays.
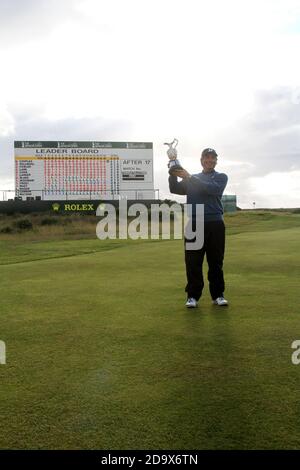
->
[[164, 138, 183, 175]]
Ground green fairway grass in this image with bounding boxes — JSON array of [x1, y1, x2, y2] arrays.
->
[[0, 211, 300, 449]]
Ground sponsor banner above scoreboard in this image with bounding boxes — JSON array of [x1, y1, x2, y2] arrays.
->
[[14, 141, 154, 200], [14, 141, 153, 149]]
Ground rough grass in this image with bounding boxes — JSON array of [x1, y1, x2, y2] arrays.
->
[[0, 211, 300, 449]]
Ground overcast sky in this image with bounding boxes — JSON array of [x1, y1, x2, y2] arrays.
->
[[0, 0, 300, 208]]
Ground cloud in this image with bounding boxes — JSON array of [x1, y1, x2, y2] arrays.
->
[[0, 105, 15, 137], [248, 170, 300, 208], [225, 87, 300, 177], [195, 86, 300, 184], [241, 88, 300, 135], [0, 0, 81, 46]]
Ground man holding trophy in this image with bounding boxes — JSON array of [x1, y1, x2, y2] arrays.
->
[[166, 139, 229, 308]]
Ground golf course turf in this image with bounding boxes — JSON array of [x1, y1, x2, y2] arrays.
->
[[0, 211, 300, 449]]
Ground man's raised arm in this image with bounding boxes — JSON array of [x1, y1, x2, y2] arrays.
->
[[168, 174, 188, 195]]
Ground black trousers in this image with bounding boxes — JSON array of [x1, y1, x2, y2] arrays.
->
[[184, 220, 225, 301]]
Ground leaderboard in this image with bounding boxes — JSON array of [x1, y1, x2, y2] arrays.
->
[[14, 141, 154, 200]]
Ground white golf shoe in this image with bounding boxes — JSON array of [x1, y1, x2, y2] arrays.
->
[[185, 297, 198, 308], [212, 296, 229, 306]]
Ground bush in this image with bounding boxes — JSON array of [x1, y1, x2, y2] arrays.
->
[[0, 226, 13, 233], [15, 219, 33, 230], [40, 217, 59, 226], [62, 217, 73, 224]]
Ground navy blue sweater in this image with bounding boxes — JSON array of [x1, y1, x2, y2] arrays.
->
[[168, 170, 228, 221]]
